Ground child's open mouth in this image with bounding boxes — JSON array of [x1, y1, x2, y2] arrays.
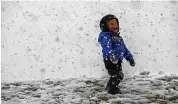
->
[[112, 28, 118, 31]]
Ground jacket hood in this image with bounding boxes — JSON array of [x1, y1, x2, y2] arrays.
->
[[98, 32, 112, 44], [98, 32, 121, 44]]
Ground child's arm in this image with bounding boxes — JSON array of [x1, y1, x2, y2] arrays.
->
[[100, 36, 118, 63], [124, 44, 133, 61], [100, 35, 116, 56], [123, 44, 135, 66]]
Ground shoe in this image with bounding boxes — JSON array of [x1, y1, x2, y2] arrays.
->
[[107, 85, 122, 95], [107, 85, 118, 95], [116, 87, 122, 94]]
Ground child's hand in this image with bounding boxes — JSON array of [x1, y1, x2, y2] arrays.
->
[[109, 55, 118, 64], [129, 59, 135, 67]]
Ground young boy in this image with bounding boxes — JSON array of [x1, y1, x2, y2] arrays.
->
[[98, 14, 135, 94]]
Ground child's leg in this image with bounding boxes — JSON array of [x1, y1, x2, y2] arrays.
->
[[112, 61, 124, 81], [107, 61, 124, 87], [104, 59, 124, 94], [103, 59, 112, 75], [104, 59, 124, 83]]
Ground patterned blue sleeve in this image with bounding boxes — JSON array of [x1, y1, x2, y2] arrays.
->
[[124, 44, 133, 61], [100, 36, 116, 56]]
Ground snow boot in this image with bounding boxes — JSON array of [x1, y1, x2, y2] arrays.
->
[[107, 85, 122, 95]]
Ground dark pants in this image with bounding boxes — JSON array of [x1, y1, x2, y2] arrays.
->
[[104, 59, 124, 93]]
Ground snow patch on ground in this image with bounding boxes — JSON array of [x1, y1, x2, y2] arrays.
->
[[2, 72, 178, 104]]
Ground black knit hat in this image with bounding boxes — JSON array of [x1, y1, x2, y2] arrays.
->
[[100, 14, 119, 32]]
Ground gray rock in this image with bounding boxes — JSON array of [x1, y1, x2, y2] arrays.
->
[[140, 71, 150, 75]]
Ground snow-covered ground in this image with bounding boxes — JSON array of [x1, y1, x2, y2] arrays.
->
[[2, 72, 178, 104]]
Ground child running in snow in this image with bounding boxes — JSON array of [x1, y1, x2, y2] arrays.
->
[[98, 14, 135, 94]]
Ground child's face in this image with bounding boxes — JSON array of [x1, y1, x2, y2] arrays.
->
[[107, 19, 119, 33]]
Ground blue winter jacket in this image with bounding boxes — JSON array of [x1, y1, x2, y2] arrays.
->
[[98, 32, 133, 61]]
